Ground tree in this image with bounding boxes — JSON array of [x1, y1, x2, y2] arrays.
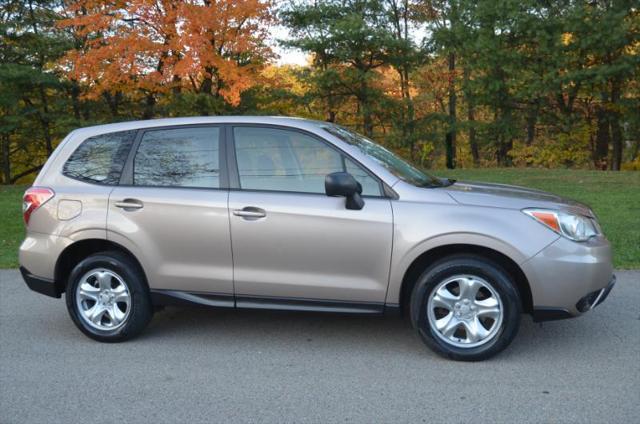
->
[[563, 1, 640, 170], [421, 0, 464, 168], [0, 0, 72, 184], [385, 0, 422, 155], [58, 0, 274, 117], [281, 0, 398, 137]]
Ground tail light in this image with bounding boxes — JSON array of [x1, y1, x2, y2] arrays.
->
[[23, 187, 55, 225]]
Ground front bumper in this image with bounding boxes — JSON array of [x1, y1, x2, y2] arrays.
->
[[521, 234, 614, 321], [575, 275, 616, 313], [532, 275, 616, 322]]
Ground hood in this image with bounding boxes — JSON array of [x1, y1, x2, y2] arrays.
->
[[444, 181, 595, 218]]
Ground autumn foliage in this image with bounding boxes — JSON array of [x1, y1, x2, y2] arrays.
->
[[1, 0, 638, 186], [58, 0, 273, 106]]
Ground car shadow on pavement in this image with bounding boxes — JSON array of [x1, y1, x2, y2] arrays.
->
[[136, 303, 621, 361]]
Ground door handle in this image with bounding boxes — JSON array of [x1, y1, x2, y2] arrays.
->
[[114, 199, 144, 210], [233, 207, 266, 219]]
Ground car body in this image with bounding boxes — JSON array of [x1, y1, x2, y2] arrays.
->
[[19, 116, 615, 360]]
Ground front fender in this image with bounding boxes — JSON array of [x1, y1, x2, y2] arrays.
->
[[385, 202, 559, 305]]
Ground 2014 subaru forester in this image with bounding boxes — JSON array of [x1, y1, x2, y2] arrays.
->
[[19, 117, 615, 360]]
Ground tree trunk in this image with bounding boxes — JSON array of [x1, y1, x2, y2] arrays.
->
[[103, 92, 119, 118], [445, 52, 457, 169], [1, 133, 10, 185], [496, 136, 513, 166], [468, 103, 479, 166], [594, 93, 610, 170], [362, 105, 374, 138], [71, 81, 81, 120], [495, 108, 513, 167], [526, 99, 540, 146], [360, 81, 374, 138], [201, 67, 213, 95], [37, 85, 53, 155], [609, 80, 623, 171], [172, 74, 182, 96], [142, 93, 156, 119], [321, 60, 337, 123], [610, 116, 623, 171], [632, 139, 640, 161], [463, 67, 479, 166], [395, 64, 417, 159]]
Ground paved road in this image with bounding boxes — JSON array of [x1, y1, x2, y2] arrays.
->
[[1, 269, 639, 423]]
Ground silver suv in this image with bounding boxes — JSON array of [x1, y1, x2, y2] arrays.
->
[[19, 117, 615, 360]]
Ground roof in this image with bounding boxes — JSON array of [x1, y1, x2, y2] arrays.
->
[[70, 116, 329, 138]]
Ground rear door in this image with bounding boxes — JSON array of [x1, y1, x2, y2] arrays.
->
[[227, 125, 393, 311], [107, 125, 233, 302]]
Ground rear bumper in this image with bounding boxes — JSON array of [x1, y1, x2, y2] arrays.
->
[[19, 232, 71, 281], [20, 266, 61, 298]]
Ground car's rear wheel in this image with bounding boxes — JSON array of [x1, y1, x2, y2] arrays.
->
[[410, 255, 521, 361], [65, 251, 152, 342]]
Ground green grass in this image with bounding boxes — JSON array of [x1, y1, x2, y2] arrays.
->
[[1, 169, 638, 268], [0, 185, 26, 269]]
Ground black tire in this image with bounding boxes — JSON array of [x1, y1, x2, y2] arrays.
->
[[410, 254, 521, 361], [65, 251, 153, 342]]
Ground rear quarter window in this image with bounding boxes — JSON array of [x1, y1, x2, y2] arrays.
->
[[63, 130, 136, 185]]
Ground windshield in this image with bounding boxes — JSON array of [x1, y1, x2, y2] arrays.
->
[[322, 125, 444, 188]]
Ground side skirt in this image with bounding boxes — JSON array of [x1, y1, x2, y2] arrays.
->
[[150, 290, 386, 315], [150, 290, 234, 309], [236, 295, 384, 314]]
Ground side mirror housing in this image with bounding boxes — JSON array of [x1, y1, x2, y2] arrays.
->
[[325, 172, 365, 210]]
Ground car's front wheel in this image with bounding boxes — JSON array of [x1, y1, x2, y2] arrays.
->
[[410, 255, 521, 361], [65, 251, 153, 342]]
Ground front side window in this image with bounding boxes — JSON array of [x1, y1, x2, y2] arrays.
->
[[63, 130, 135, 185], [345, 158, 380, 196], [134, 127, 220, 188], [233, 127, 381, 196], [322, 125, 444, 188]]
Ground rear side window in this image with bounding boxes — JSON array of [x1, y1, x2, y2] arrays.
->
[[63, 130, 136, 185], [133, 127, 220, 188]]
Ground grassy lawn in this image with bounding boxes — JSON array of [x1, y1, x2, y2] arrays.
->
[[0, 185, 25, 269], [1, 169, 638, 268]]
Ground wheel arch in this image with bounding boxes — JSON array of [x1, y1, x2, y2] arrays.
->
[[398, 244, 533, 316], [54, 238, 147, 294]]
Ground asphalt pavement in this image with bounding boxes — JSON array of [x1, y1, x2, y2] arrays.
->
[[1, 269, 639, 423]]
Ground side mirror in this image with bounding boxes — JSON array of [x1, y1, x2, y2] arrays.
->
[[325, 172, 365, 210]]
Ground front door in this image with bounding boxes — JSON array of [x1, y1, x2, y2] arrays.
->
[[228, 125, 393, 311], [107, 125, 233, 301]]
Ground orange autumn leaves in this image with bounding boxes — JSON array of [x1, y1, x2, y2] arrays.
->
[[58, 0, 273, 106]]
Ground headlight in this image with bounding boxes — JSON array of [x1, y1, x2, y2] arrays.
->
[[523, 209, 599, 242]]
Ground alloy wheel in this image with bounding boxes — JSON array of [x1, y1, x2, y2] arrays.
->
[[75, 268, 131, 331], [427, 274, 504, 348]]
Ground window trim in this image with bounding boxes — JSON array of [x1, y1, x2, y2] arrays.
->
[[119, 124, 228, 190], [227, 124, 390, 198], [62, 129, 138, 186]]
